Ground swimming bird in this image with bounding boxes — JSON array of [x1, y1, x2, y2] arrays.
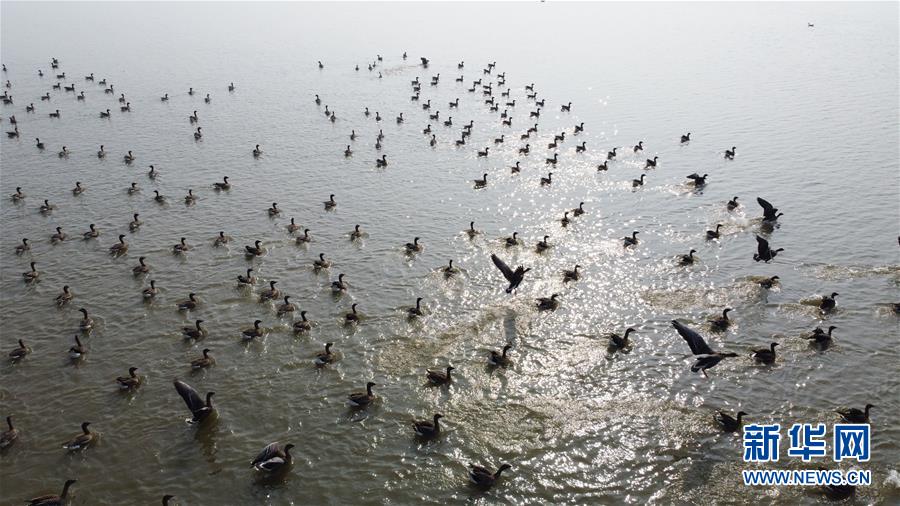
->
[[173, 237, 191, 254], [182, 320, 206, 340], [314, 342, 334, 364], [563, 265, 580, 283], [242, 320, 264, 340], [22, 261, 39, 282], [35, 138, 44, 149], [63, 422, 93, 450], [751, 342, 779, 364], [237, 268, 255, 285], [835, 404, 873, 423], [213, 176, 230, 190], [426, 366, 454, 385], [632, 174, 646, 187], [756, 197, 782, 222], [709, 308, 733, 331], [344, 145, 352, 156], [56, 285, 73, 305], [536, 293, 560, 311], [413, 414, 443, 438], [50, 226, 66, 242], [245, 240, 265, 256], [193, 127, 202, 139], [407, 297, 424, 317], [645, 156, 658, 168], [1, 416, 18, 448], [184, 189, 196, 204], [753, 235, 782, 262], [116, 367, 142, 390], [442, 259, 459, 277], [10, 187, 25, 201], [267, 202, 280, 216], [189, 110, 198, 123], [214, 231, 231, 246], [8, 339, 30, 360], [324, 194, 337, 209], [819, 292, 839, 312], [260, 281, 280, 300], [189, 349, 215, 371], [160, 93, 168, 101], [173, 379, 215, 423], [57, 146, 68, 157], [633, 141, 644, 152], [142, 280, 158, 298], [715, 411, 747, 432], [253, 144, 262, 157], [148, 165, 158, 179], [296, 229, 312, 244], [488, 344, 512, 367], [468, 463, 512, 488], [727, 197, 740, 211], [120, 102, 130, 112], [758, 276, 780, 289], [252, 442, 295, 472], [350, 224, 363, 241], [725, 147, 736, 159], [607, 147, 618, 160], [177, 293, 198, 311], [681, 132, 691, 143], [672, 320, 738, 377], [540, 172, 553, 185], [100, 108, 110, 118], [69, 335, 87, 360], [129, 213, 142, 230], [686, 173, 708, 187], [545, 153, 558, 165], [38, 199, 54, 213], [803, 325, 837, 345], [678, 249, 697, 266], [405, 237, 422, 253], [277, 296, 295, 315], [706, 224, 723, 240], [347, 382, 376, 407], [153, 190, 165, 203], [608, 328, 636, 349], [376, 155, 388, 167], [473, 173, 487, 188], [345, 303, 360, 323], [15, 238, 29, 254], [313, 253, 331, 269], [623, 231, 639, 247], [597, 161, 608, 171], [26, 479, 77, 506]]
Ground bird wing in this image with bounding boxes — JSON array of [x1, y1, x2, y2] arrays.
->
[[173, 379, 205, 414], [490, 254, 515, 282], [756, 197, 776, 217], [755, 235, 770, 257], [672, 320, 714, 355], [251, 442, 281, 466]]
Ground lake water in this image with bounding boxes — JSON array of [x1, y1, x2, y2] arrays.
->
[[1, 2, 898, 504]]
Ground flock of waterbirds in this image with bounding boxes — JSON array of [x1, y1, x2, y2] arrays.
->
[[2, 53, 894, 504]]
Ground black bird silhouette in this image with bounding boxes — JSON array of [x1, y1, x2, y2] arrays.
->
[[753, 235, 783, 262], [672, 320, 738, 377], [756, 197, 783, 222], [490, 254, 530, 293]]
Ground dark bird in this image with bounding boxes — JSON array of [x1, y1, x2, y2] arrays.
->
[[488, 344, 512, 367], [182, 320, 206, 340], [314, 342, 334, 365], [803, 325, 837, 345], [725, 146, 736, 159], [753, 235, 782, 262], [835, 404, 874, 423], [426, 366, 454, 385], [173, 378, 215, 423], [563, 265, 580, 283], [751, 342, 779, 364], [413, 414, 443, 438], [26, 479, 77, 506], [686, 173, 708, 187], [62, 421, 94, 450], [191, 348, 215, 369], [608, 328, 636, 349], [706, 224, 723, 240], [116, 367, 142, 390], [678, 249, 697, 266], [468, 463, 512, 488], [347, 382, 376, 407], [727, 196, 740, 211], [623, 231, 639, 247], [819, 292, 839, 312], [536, 294, 560, 311], [756, 197, 783, 222], [709, 308, 733, 331], [681, 132, 691, 143], [1, 415, 18, 448], [758, 276, 780, 289], [251, 442, 295, 472], [672, 320, 738, 377], [715, 411, 747, 432], [491, 254, 530, 293]]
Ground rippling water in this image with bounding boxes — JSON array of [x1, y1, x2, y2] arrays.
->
[[1, 2, 899, 504]]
